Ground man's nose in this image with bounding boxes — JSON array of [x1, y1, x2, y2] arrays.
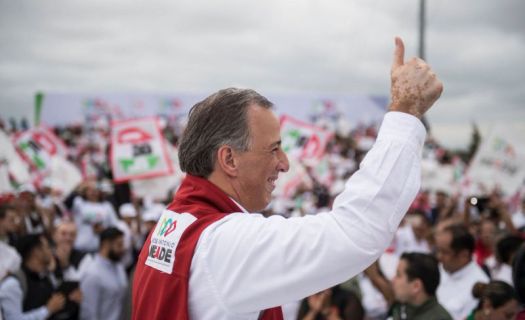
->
[[278, 149, 290, 173]]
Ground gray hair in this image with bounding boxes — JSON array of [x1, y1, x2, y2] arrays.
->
[[178, 88, 273, 177]]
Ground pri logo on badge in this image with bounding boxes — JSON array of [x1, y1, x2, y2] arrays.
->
[[157, 217, 177, 237], [146, 211, 197, 274]]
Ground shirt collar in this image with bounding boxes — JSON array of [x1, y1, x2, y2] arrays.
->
[[96, 254, 117, 267], [229, 197, 249, 213], [446, 260, 477, 280]]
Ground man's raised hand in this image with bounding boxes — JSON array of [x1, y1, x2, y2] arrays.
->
[[389, 37, 443, 119]]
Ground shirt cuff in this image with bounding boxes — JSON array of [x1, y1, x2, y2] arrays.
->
[[376, 111, 426, 151], [38, 306, 49, 319]]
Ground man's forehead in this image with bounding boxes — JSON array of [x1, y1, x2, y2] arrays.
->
[[247, 105, 281, 143], [57, 222, 77, 232], [436, 230, 452, 244]]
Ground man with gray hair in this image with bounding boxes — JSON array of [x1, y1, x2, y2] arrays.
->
[[132, 37, 443, 320]]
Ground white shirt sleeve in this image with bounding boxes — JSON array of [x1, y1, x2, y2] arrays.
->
[[193, 111, 426, 314], [0, 277, 49, 320]]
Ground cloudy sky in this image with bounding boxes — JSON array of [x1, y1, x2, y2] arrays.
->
[[0, 0, 524, 148]]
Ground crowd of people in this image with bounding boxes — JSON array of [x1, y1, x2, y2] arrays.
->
[[0, 108, 524, 320]]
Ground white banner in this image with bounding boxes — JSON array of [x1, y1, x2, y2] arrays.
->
[[421, 160, 457, 193], [12, 127, 68, 174], [131, 142, 185, 201], [274, 157, 313, 198], [466, 127, 525, 195], [47, 156, 82, 198], [0, 131, 31, 193], [110, 117, 174, 182], [1, 129, 81, 197]]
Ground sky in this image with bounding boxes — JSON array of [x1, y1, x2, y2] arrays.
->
[[0, 0, 524, 149]]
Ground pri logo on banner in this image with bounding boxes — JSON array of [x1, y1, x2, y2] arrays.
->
[[13, 127, 68, 173], [280, 115, 334, 162], [146, 211, 197, 274], [110, 117, 173, 182]]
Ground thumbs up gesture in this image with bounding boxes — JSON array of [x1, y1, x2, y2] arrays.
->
[[389, 37, 443, 119]]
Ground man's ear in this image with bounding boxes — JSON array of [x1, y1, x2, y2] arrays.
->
[[412, 278, 424, 296], [216, 145, 238, 177]]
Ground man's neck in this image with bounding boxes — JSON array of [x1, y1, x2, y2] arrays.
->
[[99, 249, 109, 260], [448, 260, 470, 274], [208, 172, 244, 209], [410, 293, 431, 307]]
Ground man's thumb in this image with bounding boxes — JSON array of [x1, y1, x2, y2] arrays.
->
[[392, 36, 405, 71]]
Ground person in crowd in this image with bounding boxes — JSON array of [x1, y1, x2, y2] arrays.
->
[[394, 211, 432, 255], [474, 219, 497, 269], [491, 235, 524, 283], [116, 203, 141, 272], [511, 198, 525, 232], [51, 220, 92, 281], [430, 191, 453, 225], [465, 193, 517, 235], [435, 224, 490, 319], [0, 234, 80, 320], [71, 181, 118, 253], [140, 203, 164, 238], [80, 227, 127, 320], [132, 37, 443, 319], [466, 281, 519, 320], [0, 204, 21, 281], [297, 285, 364, 320], [360, 259, 396, 319], [512, 243, 525, 319], [35, 180, 67, 222], [389, 252, 452, 320], [0, 204, 19, 246], [13, 185, 47, 235]]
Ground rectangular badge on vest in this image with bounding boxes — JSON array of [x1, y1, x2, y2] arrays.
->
[[145, 211, 197, 274]]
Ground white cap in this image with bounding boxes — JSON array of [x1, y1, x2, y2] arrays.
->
[[40, 178, 52, 189], [119, 203, 137, 218], [18, 183, 36, 195], [98, 180, 113, 193], [142, 204, 165, 222]]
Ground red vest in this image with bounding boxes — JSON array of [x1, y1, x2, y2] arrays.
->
[[132, 175, 283, 320]]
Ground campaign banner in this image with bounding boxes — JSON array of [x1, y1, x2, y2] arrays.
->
[[0, 131, 31, 193], [47, 156, 83, 198], [131, 142, 185, 201], [421, 160, 457, 193], [274, 157, 313, 198], [110, 117, 173, 182], [12, 127, 68, 173], [466, 127, 525, 196], [280, 115, 334, 162]]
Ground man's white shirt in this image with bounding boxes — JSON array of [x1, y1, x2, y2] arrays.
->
[[394, 224, 431, 256], [437, 261, 489, 320], [186, 112, 426, 319]]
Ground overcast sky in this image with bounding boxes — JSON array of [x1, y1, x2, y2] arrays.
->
[[0, 0, 524, 148]]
